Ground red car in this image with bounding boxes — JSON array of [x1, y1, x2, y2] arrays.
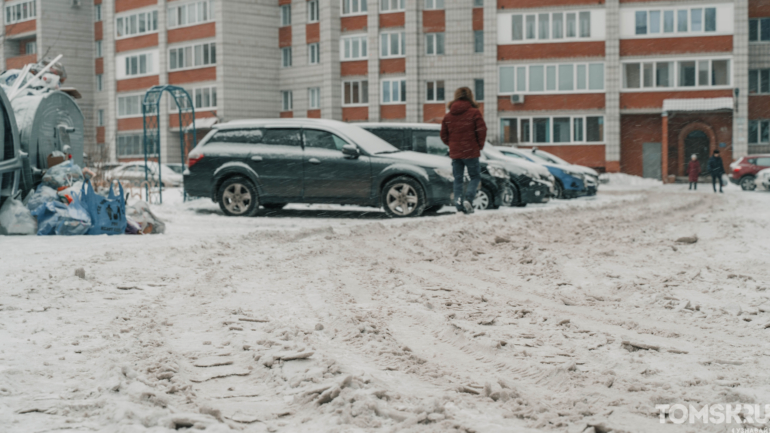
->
[[730, 155, 770, 190]]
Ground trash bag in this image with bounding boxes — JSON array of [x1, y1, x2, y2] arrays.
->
[[30, 197, 91, 236], [125, 217, 142, 235], [0, 198, 36, 235], [126, 200, 166, 234], [26, 184, 60, 212], [82, 180, 126, 236], [42, 160, 83, 190]]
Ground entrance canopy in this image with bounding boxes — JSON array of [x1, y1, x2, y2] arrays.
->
[[662, 97, 733, 112]]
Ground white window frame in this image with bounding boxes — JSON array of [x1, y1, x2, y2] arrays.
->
[[380, 0, 404, 13], [749, 119, 770, 144], [168, 41, 216, 72], [94, 4, 102, 22], [169, 85, 217, 111], [632, 7, 718, 37], [309, 87, 321, 109], [308, 0, 319, 23], [498, 63, 605, 95], [4, 0, 36, 25], [510, 10, 593, 43], [620, 57, 732, 91], [25, 40, 36, 55], [380, 31, 406, 58], [281, 4, 291, 26], [115, 8, 159, 40], [342, 80, 369, 106], [282, 47, 292, 68], [340, 35, 368, 61], [167, 0, 214, 29], [282, 90, 293, 111], [95, 40, 102, 58], [381, 78, 406, 104], [425, 33, 445, 56], [117, 51, 157, 79], [309, 43, 320, 65], [424, 0, 445, 10], [749, 68, 770, 94], [117, 133, 157, 158], [117, 93, 146, 118], [506, 115, 605, 145], [341, 0, 368, 17], [425, 80, 445, 102], [750, 18, 770, 43]]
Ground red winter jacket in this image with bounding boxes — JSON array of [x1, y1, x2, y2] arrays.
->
[[440, 100, 487, 160], [687, 160, 701, 182]]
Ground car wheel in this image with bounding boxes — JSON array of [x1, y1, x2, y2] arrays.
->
[[382, 176, 426, 218], [553, 180, 565, 199], [473, 187, 493, 211], [740, 176, 756, 191], [500, 183, 515, 207], [423, 204, 443, 213], [218, 177, 259, 217], [262, 203, 287, 210]]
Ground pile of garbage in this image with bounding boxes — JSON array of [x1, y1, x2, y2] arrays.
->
[[0, 161, 165, 236]]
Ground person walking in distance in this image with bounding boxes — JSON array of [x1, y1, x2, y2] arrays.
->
[[440, 87, 487, 214], [707, 149, 726, 193], [687, 154, 701, 190]]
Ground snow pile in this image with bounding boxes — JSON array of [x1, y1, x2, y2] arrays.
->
[[599, 172, 662, 190]]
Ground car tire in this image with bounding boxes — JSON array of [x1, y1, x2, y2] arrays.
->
[[381, 176, 426, 218], [424, 204, 443, 214], [473, 187, 493, 211], [262, 203, 287, 210], [740, 176, 756, 191], [553, 180, 565, 199], [218, 177, 259, 217], [500, 183, 515, 208]]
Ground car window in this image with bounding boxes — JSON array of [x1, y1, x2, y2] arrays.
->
[[367, 129, 406, 149], [304, 129, 348, 151], [756, 157, 770, 166], [412, 131, 447, 156], [262, 128, 303, 147], [209, 129, 264, 144]]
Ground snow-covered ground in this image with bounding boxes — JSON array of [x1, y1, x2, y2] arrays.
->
[[1, 181, 770, 433]]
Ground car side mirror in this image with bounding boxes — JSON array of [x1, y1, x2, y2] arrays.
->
[[342, 144, 360, 158]]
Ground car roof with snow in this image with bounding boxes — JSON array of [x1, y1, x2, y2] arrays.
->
[[217, 118, 356, 131], [357, 122, 440, 130]]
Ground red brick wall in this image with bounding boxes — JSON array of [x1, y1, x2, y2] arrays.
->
[[749, 95, 770, 119], [380, 12, 405, 29], [667, 113, 733, 175], [6, 54, 37, 70], [6, 20, 36, 37], [620, 36, 732, 56], [168, 67, 216, 85], [380, 58, 405, 74], [117, 75, 159, 92], [307, 109, 321, 119], [519, 145, 606, 169], [278, 0, 291, 5], [423, 10, 445, 33], [620, 90, 733, 110], [95, 21, 103, 40], [341, 60, 368, 76], [499, 41, 604, 60], [168, 22, 215, 44], [170, 110, 216, 128], [424, 103, 446, 123], [279, 26, 292, 48], [115, 0, 157, 13], [473, 8, 483, 31], [620, 114, 660, 176], [749, 0, 770, 17], [381, 105, 406, 120], [280, 111, 294, 118], [498, 94, 605, 111], [498, 0, 603, 8], [343, 106, 369, 121], [116, 34, 158, 53], [306, 23, 320, 44], [342, 15, 367, 32], [96, 127, 106, 144], [95, 58, 104, 74], [118, 117, 144, 131]]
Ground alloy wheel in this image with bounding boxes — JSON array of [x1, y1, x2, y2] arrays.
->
[[223, 183, 253, 215], [386, 183, 419, 216], [473, 189, 490, 210]]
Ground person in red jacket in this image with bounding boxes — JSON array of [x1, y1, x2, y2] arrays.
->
[[440, 87, 487, 214], [687, 154, 701, 190]]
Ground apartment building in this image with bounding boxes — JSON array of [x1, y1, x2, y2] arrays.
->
[[4, 0, 768, 180]]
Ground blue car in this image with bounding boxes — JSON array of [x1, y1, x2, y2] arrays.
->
[[495, 146, 593, 199]]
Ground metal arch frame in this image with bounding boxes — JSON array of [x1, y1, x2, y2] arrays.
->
[[142, 85, 196, 204]]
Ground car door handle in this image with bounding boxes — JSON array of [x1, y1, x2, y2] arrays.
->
[[308, 158, 321, 165], [250, 156, 263, 161]]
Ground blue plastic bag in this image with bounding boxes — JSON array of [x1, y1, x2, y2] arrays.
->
[[82, 180, 127, 236], [31, 201, 66, 236], [26, 184, 59, 212], [30, 194, 91, 236]]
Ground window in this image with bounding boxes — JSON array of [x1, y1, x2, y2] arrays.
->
[[118, 94, 144, 118], [749, 120, 770, 144], [381, 0, 404, 12], [425, 33, 445, 55], [308, 0, 319, 22], [281, 4, 291, 26], [95, 40, 102, 58], [4, 0, 36, 25], [382, 79, 406, 104], [424, 0, 444, 9], [263, 129, 303, 147], [504, 115, 604, 144], [168, 1, 214, 28], [343, 80, 369, 106], [97, 109, 104, 127], [281, 90, 293, 111], [281, 47, 292, 67], [623, 59, 730, 89], [633, 7, 716, 36], [341, 35, 368, 60], [749, 69, 770, 94], [749, 18, 770, 42], [118, 134, 157, 157], [474, 30, 484, 53], [96, 74, 103, 92], [309, 87, 320, 109], [635, 11, 647, 35], [120, 52, 156, 78], [169, 42, 216, 71], [380, 31, 406, 58], [499, 63, 605, 94], [426, 80, 445, 102], [170, 86, 217, 111], [309, 43, 320, 64], [209, 129, 265, 144], [305, 130, 348, 151], [25, 41, 36, 55], [510, 11, 592, 43], [677, 10, 688, 32], [95, 4, 102, 22], [342, 0, 368, 16], [116, 10, 159, 38], [474, 79, 484, 101], [474, 0, 483, 6]]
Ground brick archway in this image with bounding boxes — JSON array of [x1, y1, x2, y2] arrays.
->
[[676, 122, 716, 177]]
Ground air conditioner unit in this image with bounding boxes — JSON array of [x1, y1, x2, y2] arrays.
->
[[511, 94, 525, 104]]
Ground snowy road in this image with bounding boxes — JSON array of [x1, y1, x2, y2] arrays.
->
[[2, 185, 770, 433]]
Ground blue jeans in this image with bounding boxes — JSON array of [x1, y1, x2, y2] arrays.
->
[[452, 158, 481, 208]]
